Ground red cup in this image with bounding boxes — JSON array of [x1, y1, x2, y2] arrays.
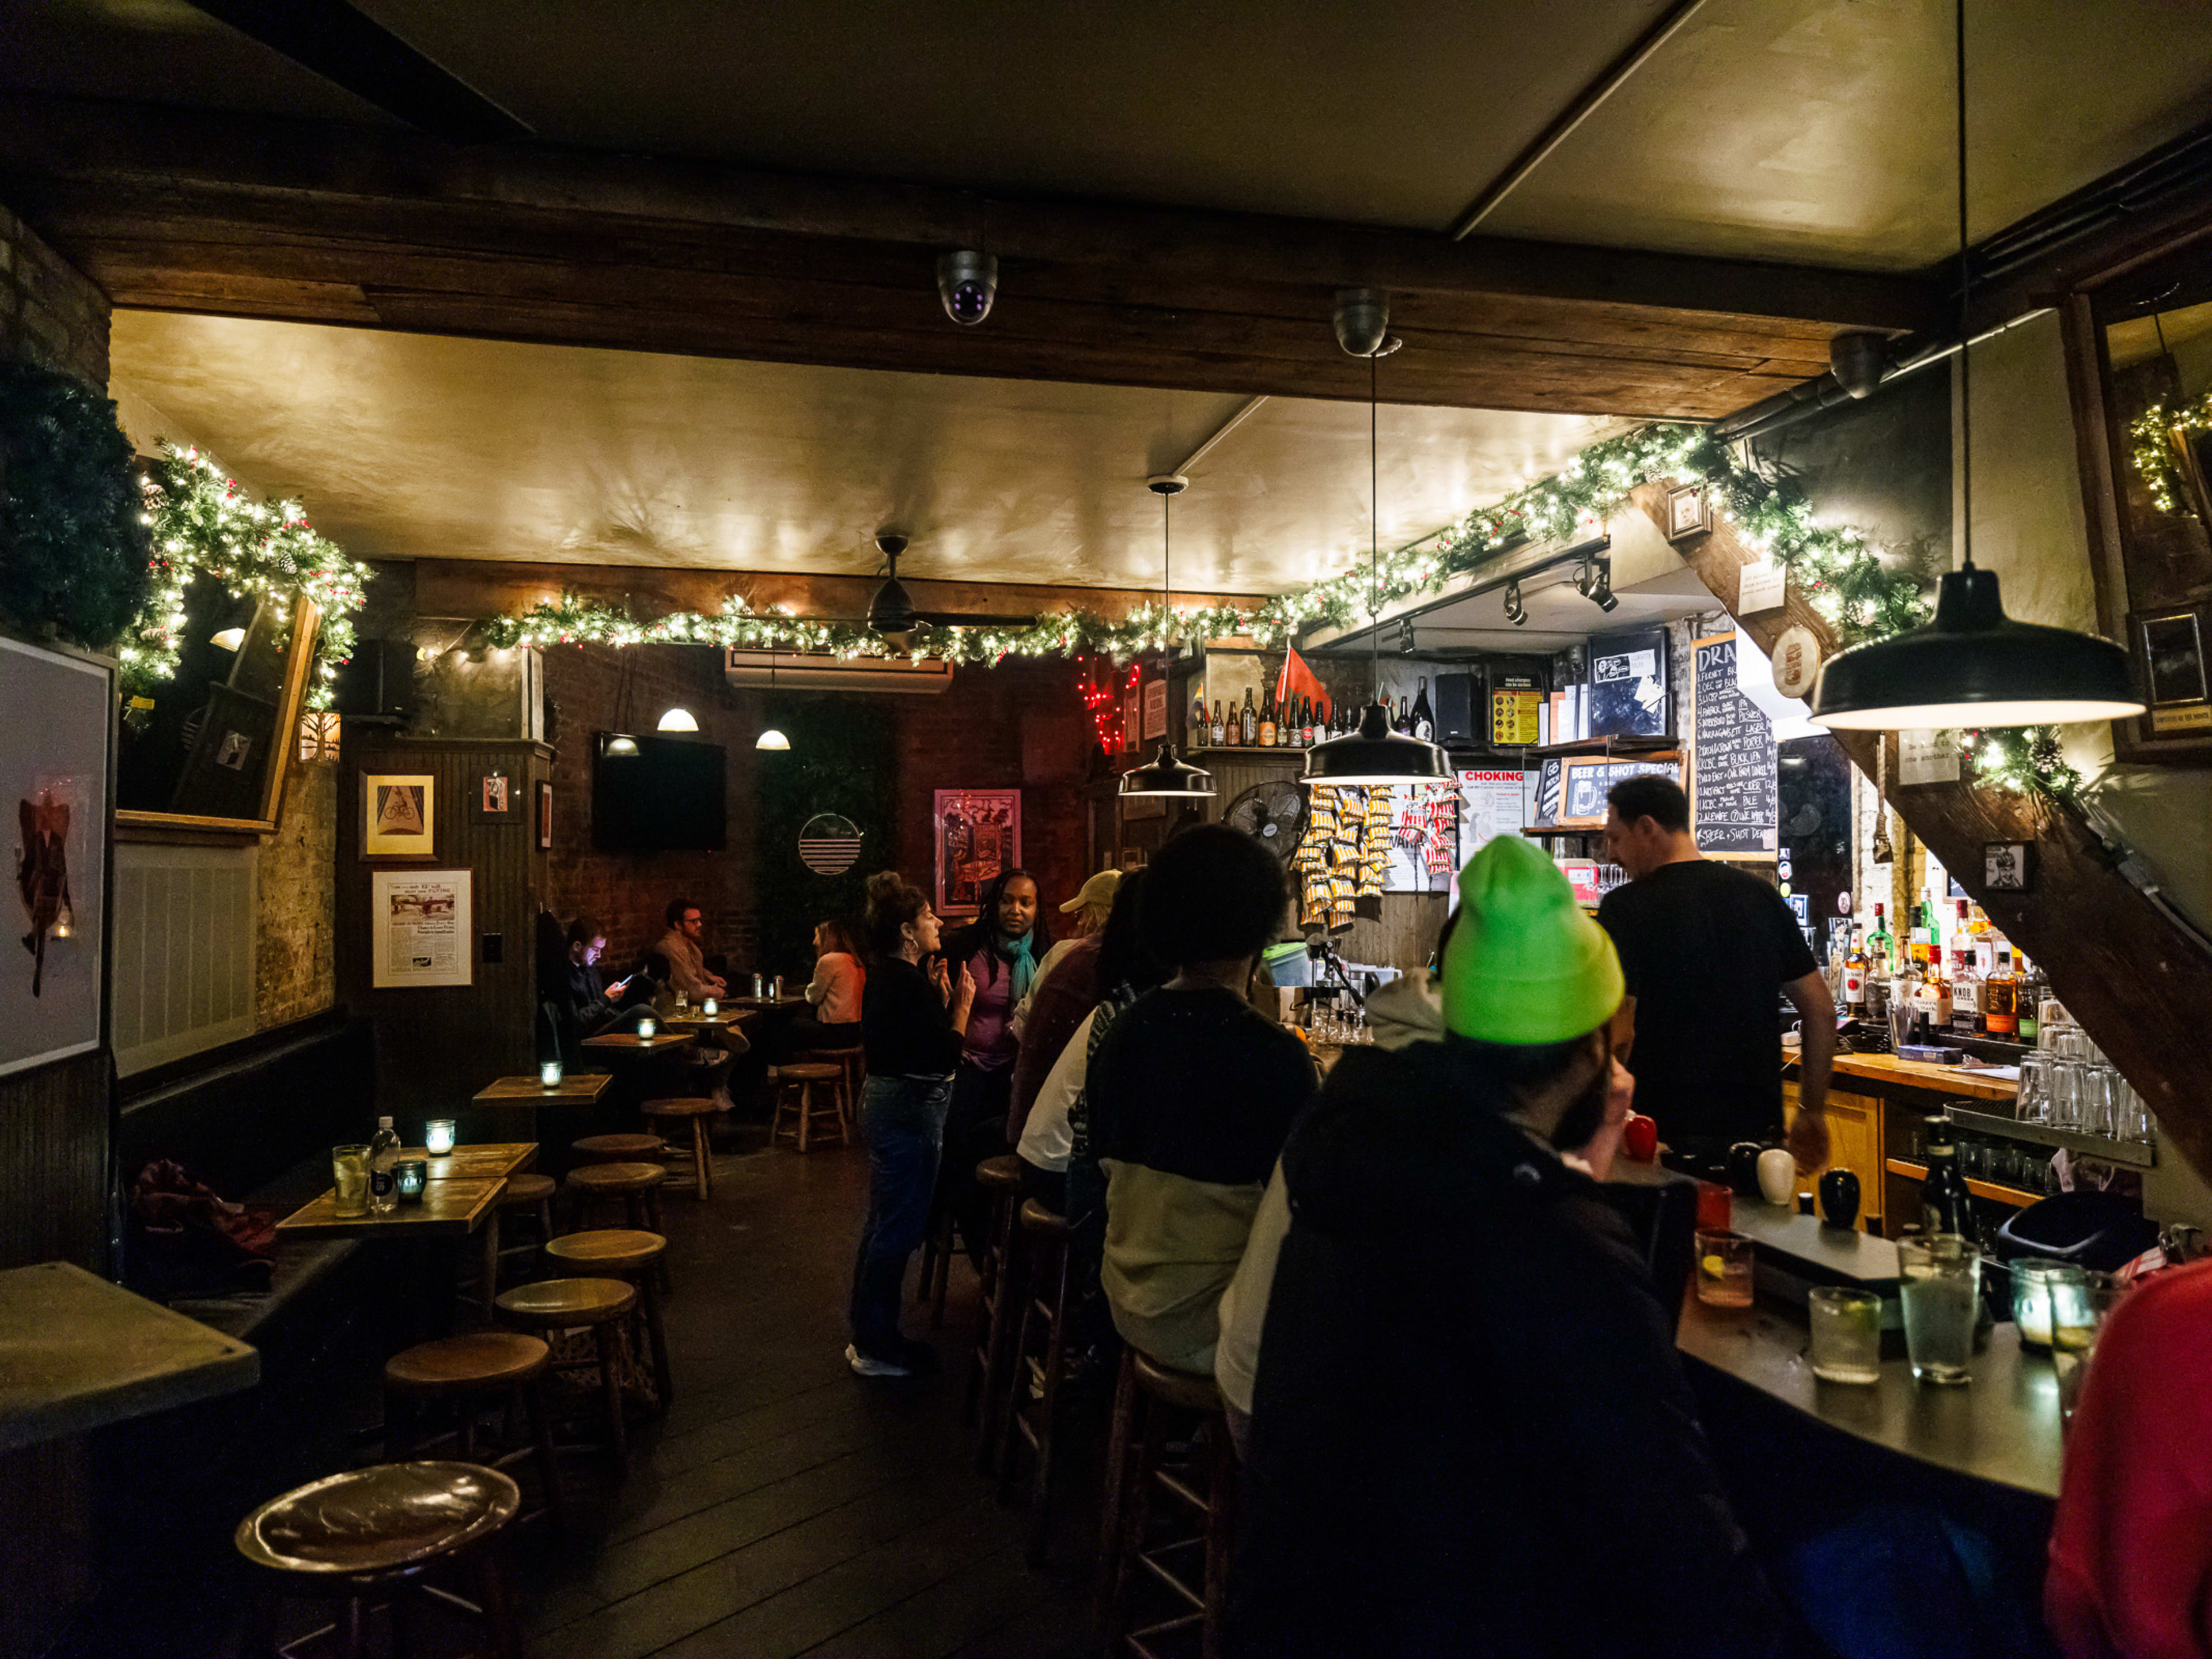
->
[[1696, 1180, 1733, 1233], [1622, 1113, 1658, 1162]]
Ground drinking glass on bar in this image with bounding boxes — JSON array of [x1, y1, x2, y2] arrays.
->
[[2009, 1257, 2066, 1349], [1694, 1230, 1753, 1308], [332, 1144, 371, 1217], [2049, 1059, 2086, 1131], [1899, 1235, 1980, 1385], [2080, 1067, 2123, 1140], [2016, 1053, 2052, 1124], [1808, 1287, 1883, 1384]]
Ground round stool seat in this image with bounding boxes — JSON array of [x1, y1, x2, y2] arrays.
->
[[565, 1161, 666, 1196], [1017, 1199, 1068, 1237], [571, 1133, 665, 1161], [544, 1228, 666, 1278], [1132, 1350, 1222, 1413], [639, 1096, 718, 1119], [235, 1463, 520, 1577], [977, 1154, 1023, 1192], [384, 1332, 549, 1395], [495, 1276, 637, 1329], [498, 1172, 556, 1208], [774, 1062, 843, 1084]]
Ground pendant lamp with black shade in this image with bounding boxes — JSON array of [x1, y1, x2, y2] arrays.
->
[[1119, 475, 1217, 799], [1808, 0, 2143, 733], [1304, 338, 1451, 787]]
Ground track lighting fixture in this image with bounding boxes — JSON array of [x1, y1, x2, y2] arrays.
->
[[1502, 579, 1527, 627]]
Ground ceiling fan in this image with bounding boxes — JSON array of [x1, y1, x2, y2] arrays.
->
[[788, 532, 1041, 637]]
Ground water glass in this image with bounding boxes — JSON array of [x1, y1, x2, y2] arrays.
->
[[1887, 997, 1916, 1057], [2016, 1053, 2052, 1124], [331, 1143, 371, 1217], [1808, 1287, 1883, 1384], [1899, 1235, 1980, 1385], [1695, 1230, 1754, 1308], [2124, 1082, 2156, 1145], [2080, 1067, 2123, 1139], [2052, 1024, 2089, 1061], [2048, 1058, 2087, 1131], [2039, 1003, 2073, 1047]]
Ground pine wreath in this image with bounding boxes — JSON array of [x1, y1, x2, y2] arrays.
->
[[0, 359, 150, 650]]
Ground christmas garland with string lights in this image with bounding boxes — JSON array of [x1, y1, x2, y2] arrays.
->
[[0, 359, 150, 652], [124, 444, 375, 710], [2127, 394, 2212, 516]]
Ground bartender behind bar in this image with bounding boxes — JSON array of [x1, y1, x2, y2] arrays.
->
[[1598, 776, 1834, 1172]]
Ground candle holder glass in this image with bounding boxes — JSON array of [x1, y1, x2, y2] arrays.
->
[[423, 1119, 457, 1157], [540, 1060, 563, 1086], [393, 1158, 429, 1203], [638, 1017, 658, 1041]]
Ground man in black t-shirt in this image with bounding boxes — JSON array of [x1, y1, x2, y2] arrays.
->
[[1596, 777, 1833, 1169]]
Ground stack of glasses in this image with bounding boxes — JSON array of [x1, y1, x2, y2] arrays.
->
[[2015, 1004, 2154, 1144]]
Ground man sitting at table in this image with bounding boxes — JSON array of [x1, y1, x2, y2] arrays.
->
[[555, 916, 633, 1055], [1219, 835, 1781, 1659], [655, 897, 728, 1005]]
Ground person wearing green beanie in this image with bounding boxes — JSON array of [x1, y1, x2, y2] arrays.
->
[[1215, 834, 1781, 1659]]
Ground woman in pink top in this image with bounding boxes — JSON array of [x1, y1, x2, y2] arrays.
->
[[793, 917, 866, 1048]]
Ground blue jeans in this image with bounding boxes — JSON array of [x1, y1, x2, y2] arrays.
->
[[849, 1074, 953, 1358]]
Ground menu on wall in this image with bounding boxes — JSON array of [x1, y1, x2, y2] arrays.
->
[[1490, 681, 1544, 745], [1691, 632, 1778, 853]]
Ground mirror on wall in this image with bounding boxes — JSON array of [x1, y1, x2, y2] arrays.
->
[[118, 578, 320, 833]]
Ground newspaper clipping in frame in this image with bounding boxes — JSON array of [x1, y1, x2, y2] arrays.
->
[[372, 869, 474, 988]]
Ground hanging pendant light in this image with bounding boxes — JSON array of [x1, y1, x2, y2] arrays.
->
[[1120, 474, 1217, 798], [1305, 329, 1450, 787], [756, 650, 790, 751], [1809, 0, 2142, 733]]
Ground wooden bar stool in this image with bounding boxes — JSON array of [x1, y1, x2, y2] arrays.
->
[[640, 1097, 718, 1199], [1100, 1351, 1238, 1659], [543, 1229, 674, 1411], [487, 1173, 559, 1309], [796, 1044, 865, 1120], [917, 1202, 956, 1330], [571, 1131, 666, 1165], [997, 1199, 1074, 1565], [564, 1160, 666, 1235], [234, 1462, 522, 1659], [382, 1332, 566, 1536], [964, 1154, 1027, 1467], [769, 1062, 850, 1152], [493, 1277, 638, 1465]]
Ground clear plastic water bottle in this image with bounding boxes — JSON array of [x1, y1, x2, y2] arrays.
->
[[368, 1115, 402, 1215]]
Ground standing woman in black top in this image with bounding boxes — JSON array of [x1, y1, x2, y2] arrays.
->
[[848, 871, 976, 1378]]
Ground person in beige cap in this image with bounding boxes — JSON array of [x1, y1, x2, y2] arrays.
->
[[1219, 834, 1781, 1659], [1006, 868, 1120, 1139]]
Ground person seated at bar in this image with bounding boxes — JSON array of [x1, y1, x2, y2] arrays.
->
[[1007, 870, 1120, 1141], [1218, 835, 1780, 1659], [793, 917, 866, 1049], [847, 871, 975, 1379], [2046, 1256, 2212, 1658], [937, 868, 1047, 1266], [1087, 824, 1316, 1377], [654, 896, 728, 1004]]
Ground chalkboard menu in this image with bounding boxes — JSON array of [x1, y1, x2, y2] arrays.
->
[[1692, 633, 1777, 854], [1556, 755, 1680, 827]]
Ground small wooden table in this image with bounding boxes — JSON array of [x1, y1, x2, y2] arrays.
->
[[472, 1073, 615, 1108], [0, 1262, 262, 1453], [658, 1012, 748, 1036], [725, 996, 808, 1011], [580, 1031, 696, 1054]]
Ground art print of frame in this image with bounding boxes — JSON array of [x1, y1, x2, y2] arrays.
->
[[537, 780, 554, 850], [370, 868, 474, 988], [934, 789, 1021, 916], [363, 773, 435, 859], [0, 635, 111, 1078], [475, 771, 512, 819]]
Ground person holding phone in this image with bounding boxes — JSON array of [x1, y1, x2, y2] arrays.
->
[[558, 916, 632, 1047]]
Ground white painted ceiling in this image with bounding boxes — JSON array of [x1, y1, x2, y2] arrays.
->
[[111, 311, 1629, 594]]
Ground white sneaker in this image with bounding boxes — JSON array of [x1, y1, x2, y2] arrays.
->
[[845, 1343, 911, 1378]]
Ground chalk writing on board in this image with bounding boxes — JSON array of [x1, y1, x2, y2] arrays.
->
[[1692, 634, 1777, 854]]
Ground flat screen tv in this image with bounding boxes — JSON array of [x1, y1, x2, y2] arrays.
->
[[592, 733, 726, 851]]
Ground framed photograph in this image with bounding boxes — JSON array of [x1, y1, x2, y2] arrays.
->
[[1121, 689, 1141, 752], [1, 635, 111, 1078], [476, 771, 512, 819], [537, 780, 554, 850], [934, 789, 1021, 916], [1984, 842, 2033, 893], [2138, 608, 2208, 707], [1665, 483, 1712, 543], [370, 868, 474, 988], [363, 773, 435, 859], [1142, 677, 1167, 741]]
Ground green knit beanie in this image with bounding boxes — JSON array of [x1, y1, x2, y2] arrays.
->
[[1442, 834, 1624, 1044]]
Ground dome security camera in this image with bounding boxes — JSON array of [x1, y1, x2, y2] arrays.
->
[[937, 251, 999, 325]]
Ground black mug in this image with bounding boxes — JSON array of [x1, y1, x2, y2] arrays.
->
[[1818, 1168, 1861, 1230], [1726, 1141, 1766, 1198]]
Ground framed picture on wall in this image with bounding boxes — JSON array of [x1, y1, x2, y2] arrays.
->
[[363, 773, 435, 859], [537, 780, 554, 850], [475, 771, 511, 819], [0, 634, 111, 1078], [370, 868, 474, 988], [934, 789, 1021, 916]]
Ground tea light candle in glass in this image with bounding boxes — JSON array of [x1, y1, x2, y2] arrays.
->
[[540, 1060, 563, 1087], [394, 1159, 428, 1202], [423, 1118, 457, 1157], [638, 1017, 657, 1041], [701, 997, 717, 1017]]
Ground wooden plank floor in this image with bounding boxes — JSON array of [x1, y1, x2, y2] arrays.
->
[[510, 1132, 1109, 1659]]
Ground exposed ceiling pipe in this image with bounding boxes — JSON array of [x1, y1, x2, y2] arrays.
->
[[1169, 395, 1268, 478], [1448, 0, 1707, 240]]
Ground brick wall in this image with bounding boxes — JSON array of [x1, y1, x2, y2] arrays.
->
[[0, 201, 108, 388], [257, 754, 338, 1028]]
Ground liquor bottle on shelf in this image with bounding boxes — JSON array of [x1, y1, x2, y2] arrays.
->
[[1210, 700, 1226, 747], [2016, 956, 2046, 1044], [1411, 676, 1435, 741], [1921, 1119, 1975, 1237], [1241, 685, 1258, 747], [1911, 956, 1952, 1035], [1868, 903, 1893, 976], [1949, 926, 1982, 1038], [1983, 945, 2020, 1039], [1911, 888, 1936, 967], [1842, 929, 1869, 1015], [1259, 687, 1276, 748], [1190, 694, 1206, 744], [1225, 693, 1241, 746]]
